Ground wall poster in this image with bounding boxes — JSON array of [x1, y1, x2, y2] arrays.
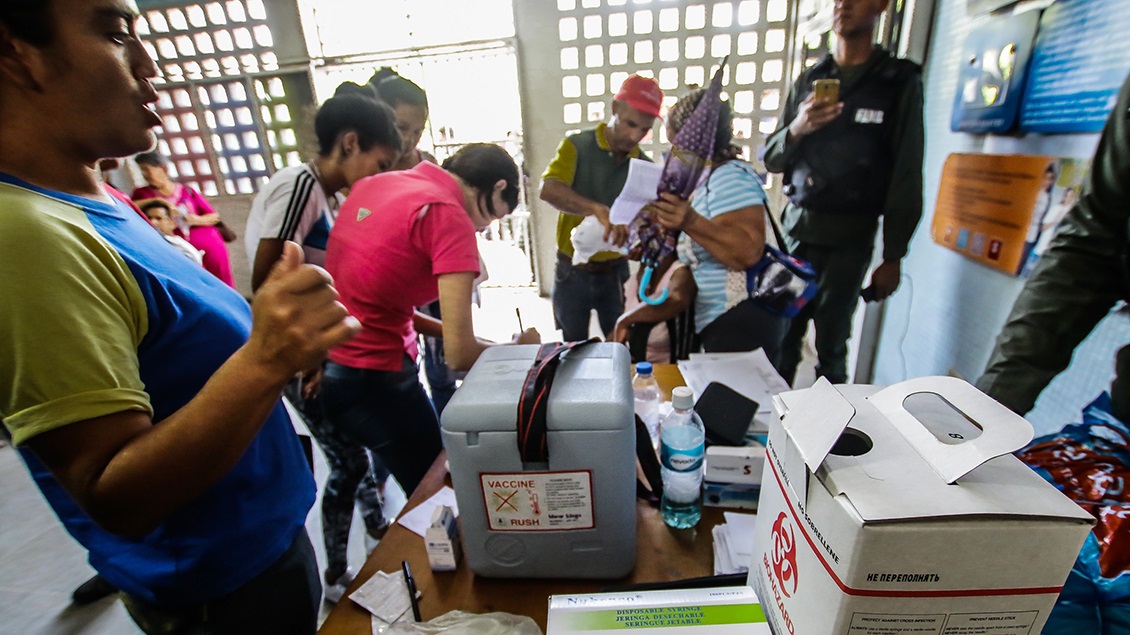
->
[[951, 10, 1041, 133], [931, 153, 1091, 276], [1019, 0, 1130, 133]]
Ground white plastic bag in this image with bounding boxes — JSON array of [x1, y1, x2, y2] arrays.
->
[[375, 610, 542, 635]]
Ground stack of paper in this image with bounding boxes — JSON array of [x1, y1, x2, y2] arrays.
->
[[677, 350, 790, 416], [712, 512, 757, 575]]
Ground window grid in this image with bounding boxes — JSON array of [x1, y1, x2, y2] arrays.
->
[[552, 0, 798, 172], [138, 2, 309, 195]]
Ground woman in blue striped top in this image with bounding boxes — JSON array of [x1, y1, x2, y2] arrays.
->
[[648, 89, 789, 365]]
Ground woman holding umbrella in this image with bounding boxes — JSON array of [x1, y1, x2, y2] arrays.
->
[[646, 88, 789, 364]]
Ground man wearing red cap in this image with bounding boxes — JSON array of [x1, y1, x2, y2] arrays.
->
[[540, 75, 664, 342]]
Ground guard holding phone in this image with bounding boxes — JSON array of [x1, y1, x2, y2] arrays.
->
[[763, 0, 924, 386]]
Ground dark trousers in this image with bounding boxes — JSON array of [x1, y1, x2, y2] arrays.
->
[[699, 298, 790, 367], [320, 356, 442, 497], [121, 531, 321, 635], [777, 243, 873, 385], [284, 380, 387, 582], [552, 254, 630, 342]]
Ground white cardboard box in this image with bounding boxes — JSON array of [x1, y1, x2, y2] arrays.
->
[[705, 444, 765, 485], [547, 586, 770, 634], [748, 377, 1094, 635], [425, 505, 461, 571]]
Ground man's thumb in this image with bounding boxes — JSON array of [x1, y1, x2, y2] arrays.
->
[[266, 241, 305, 282]]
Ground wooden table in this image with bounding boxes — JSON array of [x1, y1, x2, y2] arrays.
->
[[318, 364, 725, 634]]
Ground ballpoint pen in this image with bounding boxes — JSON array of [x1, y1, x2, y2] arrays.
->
[[401, 560, 422, 622], [515, 307, 524, 332]]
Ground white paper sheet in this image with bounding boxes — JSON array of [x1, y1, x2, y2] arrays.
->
[[678, 350, 790, 415], [397, 486, 460, 537], [350, 571, 415, 624], [609, 159, 663, 225]]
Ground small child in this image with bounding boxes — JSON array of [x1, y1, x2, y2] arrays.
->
[[612, 252, 696, 364], [136, 198, 204, 266]]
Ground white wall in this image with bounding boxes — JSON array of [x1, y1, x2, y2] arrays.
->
[[870, 0, 1129, 435]]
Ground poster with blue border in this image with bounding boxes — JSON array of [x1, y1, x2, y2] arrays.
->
[[1019, 0, 1130, 133], [951, 10, 1041, 133]]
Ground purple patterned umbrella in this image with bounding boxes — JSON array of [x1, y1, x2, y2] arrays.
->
[[633, 57, 729, 305]]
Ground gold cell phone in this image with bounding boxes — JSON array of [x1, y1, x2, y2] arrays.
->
[[812, 78, 840, 104]]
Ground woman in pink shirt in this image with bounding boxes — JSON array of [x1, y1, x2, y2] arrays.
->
[[323, 144, 539, 500], [132, 151, 235, 288]]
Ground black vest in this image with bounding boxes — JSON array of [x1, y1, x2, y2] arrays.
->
[[784, 51, 920, 216]]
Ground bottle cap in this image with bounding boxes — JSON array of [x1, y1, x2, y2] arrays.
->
[[635, 361, 653, 375], [671, 386, 694, 410]]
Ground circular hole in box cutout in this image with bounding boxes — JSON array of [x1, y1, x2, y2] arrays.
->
[[829, 427, 873, 456]]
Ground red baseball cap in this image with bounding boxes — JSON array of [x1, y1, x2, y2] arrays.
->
[[615, 75, 663, 118]]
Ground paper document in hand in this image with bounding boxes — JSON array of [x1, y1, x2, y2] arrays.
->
[[678, 350, 790, 415], [397, 486, 460, 537], [609, 159, 663, 225]]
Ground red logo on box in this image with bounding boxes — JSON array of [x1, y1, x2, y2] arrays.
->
[[771, 512, 799, 597]]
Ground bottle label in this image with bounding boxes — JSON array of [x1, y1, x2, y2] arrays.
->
[[661, 444, 704, 472]]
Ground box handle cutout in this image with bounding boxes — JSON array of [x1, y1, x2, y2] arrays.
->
[[867, 376, 1033, 484], [903, 392, 984, 445]]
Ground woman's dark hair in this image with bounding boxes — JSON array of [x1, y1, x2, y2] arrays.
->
[[442, 144, 520, 217], [134, 151, 169, 168], [0, 1, 54, 46], [314, 93, 402, 157], [333, 81, 378, 99], [667, 87, 736, 163], [374, 75, 429, 114]]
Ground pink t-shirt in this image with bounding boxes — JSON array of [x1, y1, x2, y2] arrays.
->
[[326, 162, 480, 371]]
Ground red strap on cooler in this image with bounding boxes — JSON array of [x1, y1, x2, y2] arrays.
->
[[516, 339, 598, 463]]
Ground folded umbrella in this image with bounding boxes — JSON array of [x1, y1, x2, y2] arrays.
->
[[633, 57, 729, 305]]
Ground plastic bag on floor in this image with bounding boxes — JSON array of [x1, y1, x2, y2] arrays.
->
[[1015, 393, 1129, 634], [379, 610, 542, 635]]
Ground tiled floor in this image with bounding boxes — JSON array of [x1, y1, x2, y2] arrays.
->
[[0, 241, 816, 634]]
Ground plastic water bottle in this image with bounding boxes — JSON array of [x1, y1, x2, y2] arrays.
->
[[632, 362, 661, 450], [660, 386, 704, 529]]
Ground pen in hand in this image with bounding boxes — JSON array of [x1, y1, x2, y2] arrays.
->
[[402, 560, 421, 622], [515, 307, 524, 332]]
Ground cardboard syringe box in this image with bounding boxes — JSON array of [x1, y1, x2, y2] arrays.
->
[[748, 377, 1094, 635], [547, 586, 770, 634]]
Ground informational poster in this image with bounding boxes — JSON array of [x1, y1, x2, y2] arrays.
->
[[1019, 0, 1130, 133], [951, 10, 1041, 133], [931, 153, 1090, 276]]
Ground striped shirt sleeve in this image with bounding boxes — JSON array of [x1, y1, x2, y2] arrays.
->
[[276, 170, 318, 241], [696, 162, 768, 219]]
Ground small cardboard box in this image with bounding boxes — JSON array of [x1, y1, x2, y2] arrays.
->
[[547, 586, 770, 634], [705, 443, 765, 485], [425, 505, 461, 571], [748, 377, 1094, 635]]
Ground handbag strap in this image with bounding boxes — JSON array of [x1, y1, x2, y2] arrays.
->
[[764, 205, 791, 256], [516, 339, 598, 463]]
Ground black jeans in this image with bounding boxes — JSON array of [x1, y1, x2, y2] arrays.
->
[[121, 531, 321, 635], [699, 298, 790, 368], [321, 356, 443, 497]]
